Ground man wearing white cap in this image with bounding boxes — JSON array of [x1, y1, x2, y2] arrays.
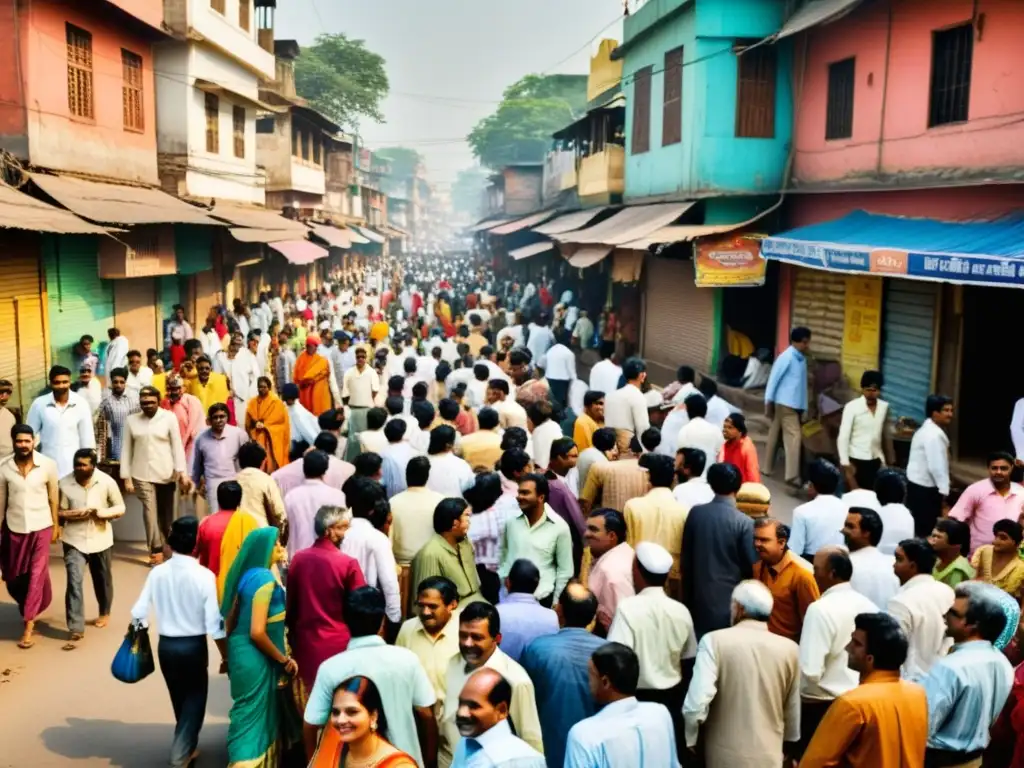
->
[[683, 580, 801, 767], [607, 541, 696, 751]]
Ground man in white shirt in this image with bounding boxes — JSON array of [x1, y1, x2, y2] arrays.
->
[[698, 378, 741, 430], [342, 347, 380, 460], [540, 329, 576, 410], [789, 459, 848, 559], [603, 357, 649, 454], [103, 327, 129, 375], [125, 350, 154, 394], [888, 537, 954, 681], [526, 315, 555, 364], [59, 448, 125, 648], [26, 364, 96, 479], [837, 370, 892, 492], [75, 365, 103, 414], [527, 400, 563, 473], [357, 407, 389, 455], [875, 468, 916, 556], [676, 395, 723, 479], [426, 426, 474, 499], [121, 386, 189, 565], [905, 394, 953, 537], [486, 378, 528, 431], [843, 506, 899, 609], [589, 350, 623, 401], [451, 668, 546, 767], [672, 447, 714, 508], [340, 477, 402, 625], [0, 425, 60, 649], [798, 547, 877, 754]]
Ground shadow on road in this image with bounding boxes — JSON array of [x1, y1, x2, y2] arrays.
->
[[41, 717, 228, 766]]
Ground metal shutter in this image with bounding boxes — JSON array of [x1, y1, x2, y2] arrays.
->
[[114, 278, 159, 357], [792, 268, 846, 361], [882, 280, 938, 423], [0, 233, 48, 412], [44, 234, 115, 372], [642, 256, 716, 373]]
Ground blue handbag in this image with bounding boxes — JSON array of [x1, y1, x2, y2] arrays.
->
[[111, 621, 155, 684]]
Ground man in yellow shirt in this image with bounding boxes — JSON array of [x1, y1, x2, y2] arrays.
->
[[573, 390, 606, 451], [187, 356, 231, 413], [623, 453, 688, 600]]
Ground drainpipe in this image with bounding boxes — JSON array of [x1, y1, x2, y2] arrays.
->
[[875, 0, 893, 177]]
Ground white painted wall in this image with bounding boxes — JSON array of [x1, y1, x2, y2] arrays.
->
[[154, 43, 191, 155], [189, 0, 274, 78], [291, 159, 325, 195]]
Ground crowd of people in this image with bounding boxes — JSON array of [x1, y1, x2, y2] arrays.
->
[[1, 248, 1024, 768]]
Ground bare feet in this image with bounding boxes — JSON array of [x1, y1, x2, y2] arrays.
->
[[92, 616, 109, 629], [17, 621, 35, 649]]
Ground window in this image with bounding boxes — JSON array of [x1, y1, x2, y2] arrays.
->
[[313, 134, 322, 165], [66, 24, 94, 120], [735, 44, 777, 138], [291, 124, 299, 156], [631, 66, 652, 154], [929, 23, 973, 127], [121, 49, 144, 132], [256, 116, 275, 134], [232, 106, 245, 158], [825, 57, 855, 140], [210, 0, 225, 14], [205, 93, 219, 153], [239, 0, 250, 31], [301, 129, 310, 161], [663, 47, 683, 146]]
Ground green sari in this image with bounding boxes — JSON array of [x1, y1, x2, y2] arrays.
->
[[223, 528, 287, 768]]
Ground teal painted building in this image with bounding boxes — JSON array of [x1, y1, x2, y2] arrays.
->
[[618, 0, 792, 218]]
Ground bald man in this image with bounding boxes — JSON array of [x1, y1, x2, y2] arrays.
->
[[451, 668, 545, 767]]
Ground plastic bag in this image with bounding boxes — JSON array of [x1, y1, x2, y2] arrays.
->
[[111, 621, 155, 684]]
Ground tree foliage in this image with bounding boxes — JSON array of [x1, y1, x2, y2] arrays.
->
[[294, 34, 389, 130], [451, 167, 488, 218], [375, 147, 423, 180], [468, 74, 588, 169]]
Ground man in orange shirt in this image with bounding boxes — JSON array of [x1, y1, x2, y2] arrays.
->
[[752, 517, 820, 642], [800, 612, 928, 767], [294, 335, 332, 416]]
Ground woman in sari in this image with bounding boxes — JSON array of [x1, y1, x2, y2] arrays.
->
[[310, 676, 416, 768], [246, 376, 290, 472], [222, 527, 300, 768], [972, 519, 1024, 599]]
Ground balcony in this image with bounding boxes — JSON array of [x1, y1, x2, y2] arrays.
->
[[290, 158, 325, 195], [578, 145, 624, 201], [543, 149, 578, 204]]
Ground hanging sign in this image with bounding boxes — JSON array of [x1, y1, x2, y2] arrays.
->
[[694, 235, 767, 287]]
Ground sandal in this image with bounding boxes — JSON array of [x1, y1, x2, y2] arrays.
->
[[92, 617, 109, 629], [17, 638, 35, 650]]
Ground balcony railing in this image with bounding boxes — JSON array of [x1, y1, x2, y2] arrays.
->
[[578, 145, 624, 199]]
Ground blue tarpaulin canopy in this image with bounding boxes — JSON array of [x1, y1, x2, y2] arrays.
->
[[761, 210, 1024, 288]]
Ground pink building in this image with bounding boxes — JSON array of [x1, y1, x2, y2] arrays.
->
[[0, 0, 166, 183]]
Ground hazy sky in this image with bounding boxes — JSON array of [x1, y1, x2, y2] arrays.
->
[[278, 0, 625, 187]]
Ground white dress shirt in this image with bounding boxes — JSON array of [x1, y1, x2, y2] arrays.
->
[[341, 518, 402, 623], [426, 452, 475, 499], [104, 335, 129, 374], [494, 398, 528, 431], [26, 391, 96, 479], [656, 405, 689, 458], [0, 452, 59, 533], [342, 365, 380, 407], [906, 418, 950, 495], [540, 344, 576, 382], [565, 697, 680, 768], [588, 359, 623, 398], [130, 553, 226, 639], [705, 395, 740, 430], [58, 469, 125, 554], [79, 379, 103, 413], [530, 419, 564, 472], [849, 546, 899, 609], [287, 402, 320, 446], [125, 366, 154, 393], [799, 582, 878, 700], [672, 477, 714, 509], [788, 494, 849, 557], [525, 324, 554, 362], [604, 383, 649, 438], [607, 586, 697, 690], [837, 396, 889, 465], [120, 409, 187, 484], [358, 428, 389, 455], [878, 502, 916, 556], [887, 573, 955, 681], [677, 418, 724, 478], [452, 718, 546, 768], [670, 381, 697, 406], [842, 488, 881, 512]]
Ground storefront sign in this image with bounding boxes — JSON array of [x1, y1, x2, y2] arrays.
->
[[694, 236, 767, 287], [762, 238, 1024, 288], [841, 276, 883, 386]]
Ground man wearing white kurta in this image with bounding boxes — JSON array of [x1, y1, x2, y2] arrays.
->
[[888, 538, 954, 681]]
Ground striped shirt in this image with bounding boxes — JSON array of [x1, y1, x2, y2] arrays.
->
[[579, 458, 648, 513], [98, 391, 140, 461]]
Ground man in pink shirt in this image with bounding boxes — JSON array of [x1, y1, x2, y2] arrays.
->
[[584, 508, 635, 635], [949, 451, 1024, 554], [271, 432, 355, 497], [161, 374, 204, 467], [283, 450, 347, 558]]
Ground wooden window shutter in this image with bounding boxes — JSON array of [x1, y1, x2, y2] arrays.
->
[[232, 106, 245, 158], [735, 44, 777, 138], [122, 50, 144, 132], [66, 24, 94, 120], [205, 93, 219, 153], [631, 66, 652, 154], [663, 47, 684, 146]]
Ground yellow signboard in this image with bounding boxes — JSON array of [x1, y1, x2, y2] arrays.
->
[[694, 236, 767, 287], [841, 276, 883, 386]]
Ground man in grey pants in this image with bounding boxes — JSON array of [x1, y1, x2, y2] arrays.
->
[[58, 448, 125, 650]]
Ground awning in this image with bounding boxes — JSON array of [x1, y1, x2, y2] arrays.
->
[[354, 226, 385, 244], [308, 223, 352, 249], [553, 202, 694, 246], [0, 182, 115, 235], [619, 205, 778, 250], [532, 207, 611, 236], [761, 210, 1024, 288], [567, 245, 613, 268], [228, 227, 301, 244], [30, 173, 223, 226], [193, 79, 285, 114], [772, 0, 863, 40], [509, 242, 556, 261], [469, 216, 512, 233], [268, 240, 328, 265], [487, 209, 558, 236], [347, 228, 370, 245], [209, 204, 308, 232], [612, 250, 644, 283]]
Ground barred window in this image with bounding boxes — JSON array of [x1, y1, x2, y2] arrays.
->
[[205, 93, 219, 153], [735, 43, 777, 139], [66, 24, 94, 120], [122, 50, 144, 132], [233, 106, 245, 158]]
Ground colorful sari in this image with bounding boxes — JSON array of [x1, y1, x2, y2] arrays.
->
[[293, 352, 332, 416], [222, 528, 294, 768], [245, 394, 290, 472], [310, 728, 416, 768], [217, 512, 259, 603]]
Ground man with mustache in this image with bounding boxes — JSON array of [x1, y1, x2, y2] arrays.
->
[[451, 668, 545, 767]]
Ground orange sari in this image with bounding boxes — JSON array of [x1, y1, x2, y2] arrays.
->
[[309, 728, 415, 768], [293, 351, 332, 416], [245, 393, 290, 471]]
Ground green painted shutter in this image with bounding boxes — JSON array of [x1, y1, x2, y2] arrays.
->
[[43, 235, 115, 372], [159, 275, 181, 318], [175, 226, 213, 275]]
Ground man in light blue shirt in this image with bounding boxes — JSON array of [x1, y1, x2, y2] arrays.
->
[[764, 326, 811, 486], [451, 668, 545, 768], [27, 365, 96, 478], [303, 586, 438, 765], [496, 559, 558, 661], [923, 582, 1013, 765], [788, 458, 847, 559]]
